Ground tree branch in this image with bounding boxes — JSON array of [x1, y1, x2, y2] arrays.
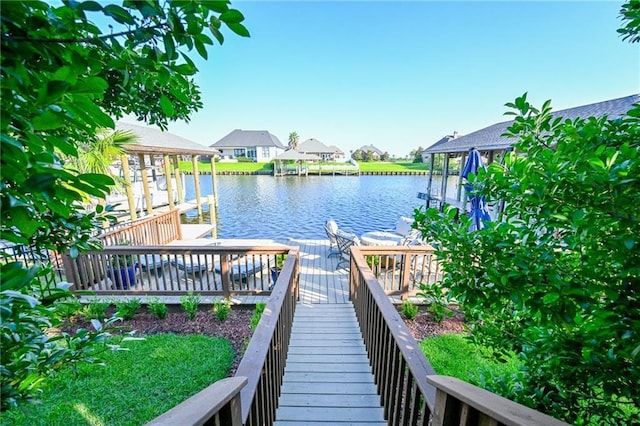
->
[[3, 23, 166, 45]]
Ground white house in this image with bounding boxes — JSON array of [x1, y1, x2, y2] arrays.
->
[[211, 129, 286, 162]]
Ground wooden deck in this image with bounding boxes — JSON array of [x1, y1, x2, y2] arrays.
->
[[273, 241, 385, 424]]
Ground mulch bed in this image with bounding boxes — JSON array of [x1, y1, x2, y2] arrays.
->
[[62, 304, 465, 376]]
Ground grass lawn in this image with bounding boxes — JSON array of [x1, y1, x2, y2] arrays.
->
[[357, 161, 428, 172], [420, 334, 521, 385], [180, 160, 428, 174], [1, 334, 234, 426]]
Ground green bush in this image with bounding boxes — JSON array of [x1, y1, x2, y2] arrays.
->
[[147, 297, 168, 320], [213, 299, 231, 321], [0, 264, 123, 410], [180, 292, 201, 320], [115, 298, 141, 320], [415, 95, 640, 424], [400, 300, 418, 320], [251, 302, 267, 331], [84, 299, 111, 321]]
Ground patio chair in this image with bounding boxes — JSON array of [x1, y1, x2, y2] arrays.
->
[[214, 257, 264, 282], [335, 229, 360, 270], [324, 219, 340, 257]]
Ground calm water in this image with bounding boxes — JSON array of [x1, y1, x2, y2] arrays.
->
[[181, 175, 456, 240]]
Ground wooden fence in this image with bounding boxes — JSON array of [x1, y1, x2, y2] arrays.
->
[[63, 245, 291, 297], [99, 209, 182, 246], [359, 245, 442, 299]]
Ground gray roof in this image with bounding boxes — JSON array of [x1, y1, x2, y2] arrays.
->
[[211, 129, 285, 149], [357, 144, 385, 155], [424, 94, 639, 154], [117, 122, 219, 156], [273, 150, 321, 161], [298, 138, 335, 154], [329, 145, 345, 155]]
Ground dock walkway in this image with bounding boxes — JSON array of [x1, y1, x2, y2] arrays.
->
[[273, 239, 385, 425]]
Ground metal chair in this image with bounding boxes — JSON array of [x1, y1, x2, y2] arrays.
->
[[324, 219, 340, 257], [335, 229, 360, 270]]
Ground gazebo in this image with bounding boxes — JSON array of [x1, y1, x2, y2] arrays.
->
[[116, 122, 220, 221], [272, 150, 321, 176]]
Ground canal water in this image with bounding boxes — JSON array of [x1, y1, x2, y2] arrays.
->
[[181, 174, 457, 240]]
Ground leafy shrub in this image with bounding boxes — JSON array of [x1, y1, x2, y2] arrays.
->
[[147, 297, 168, 320], [54, 297, 83, 320], [84, 299, 111, 321], [251, 302, 267, 331], [180, 292, 201, 320], [400, 300, 418, 320], [115, 298, 141, 320], [236, 156, 254, 162], [0, 264, 123, 410], [213, 299, 231, 321], [415, 95, 640, 424], [417, 283, 452, 323]]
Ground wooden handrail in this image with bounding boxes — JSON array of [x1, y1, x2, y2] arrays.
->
[[427, 376, 569, 426], [235, 250, 299, 425], [350, 246, 437, 424], [146, 376, 247, 426], [65, 245, 292, 296], [99, 209, 181, 246]]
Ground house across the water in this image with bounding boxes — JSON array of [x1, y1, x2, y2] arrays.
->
[[421, 94, 639, 212], [211, 129, 286, 162]]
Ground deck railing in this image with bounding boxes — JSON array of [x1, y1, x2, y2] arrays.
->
[[350, 246, 437, 424], [358, 245, 442, 299], [146, 250, 300, 426], [235, 250, 299, 425], [99, 209, 182, 246], [350, 246, 569, 426], [64, 245, 291, 297]]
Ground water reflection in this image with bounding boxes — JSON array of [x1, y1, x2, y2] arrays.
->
[[182, 175, 455, 239]]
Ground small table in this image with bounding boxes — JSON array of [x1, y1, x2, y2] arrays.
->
[[360, 231, 403, 246]]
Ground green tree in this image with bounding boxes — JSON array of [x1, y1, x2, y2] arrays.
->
[[1, 0, 248, 409], [351, 150, 363, 161], [415, 95, 640, 424], [381, 151, 390, 161], [288, 131, 299, 150]]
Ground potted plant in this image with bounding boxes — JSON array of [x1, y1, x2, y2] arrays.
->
[[107, 244, 138, 290], [269, 254, 287, 286]]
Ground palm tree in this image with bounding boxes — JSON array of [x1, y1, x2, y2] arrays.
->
[[288, 131, 299, 151]]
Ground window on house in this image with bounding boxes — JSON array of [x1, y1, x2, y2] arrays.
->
[[246, 149, 256, 159], [262, 147, 270, 158], [234, 148, 246, 157]]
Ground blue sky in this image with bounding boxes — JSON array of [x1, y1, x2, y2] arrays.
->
[[160, 1, 639, 158]]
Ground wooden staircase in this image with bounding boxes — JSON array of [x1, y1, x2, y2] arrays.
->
[[275, 303, 385, 425]]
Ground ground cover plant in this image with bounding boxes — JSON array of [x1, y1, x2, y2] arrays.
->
[[415, 93, 640, 424], [1, 0, 249, 408], [181, 291, 202, 320], [0, 334, 234, 426]]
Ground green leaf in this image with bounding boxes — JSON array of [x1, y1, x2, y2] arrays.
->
[[160, 94, 175, 116], [163, 34, 175, 59], [33, 111, 66, 130], [226, 22, 250, 38], [623, 237, 635, 250], [103, 4, 135, 25], [194, 39, 208, 59], [543, 292, 560, 304], [71, 77, 108, 96], [78, 1, 103, 11], [11, 207, 40, 238], [52, 66, 78, 84], [220, 9, 245, 24]]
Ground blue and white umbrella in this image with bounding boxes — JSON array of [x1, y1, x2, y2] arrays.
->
[[461, 148, 491, 232]]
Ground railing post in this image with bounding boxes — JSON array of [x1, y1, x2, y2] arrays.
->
[[400, 253, 411, 300], [221, 254, 230, 299], [61, 252, 79, 290]]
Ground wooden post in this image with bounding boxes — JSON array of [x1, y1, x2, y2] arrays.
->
[[207, 195, 217, 238], [163, 154, 174, 210], [440, 153, 450, 211], [192, 156, 203, 220], [120, 154, 137, 221], [457, 152, 466, 204], [210, 156, 219, 208], [138, 154, 153, 215], [426, 153, 435, 207], [172, 155, 184, 205]]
